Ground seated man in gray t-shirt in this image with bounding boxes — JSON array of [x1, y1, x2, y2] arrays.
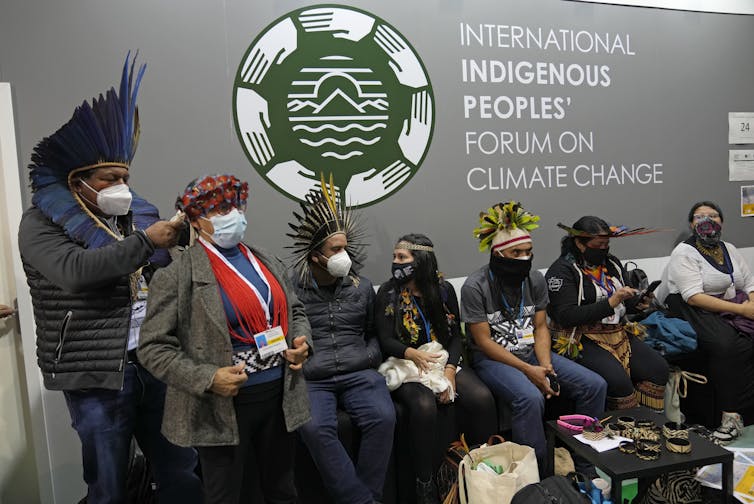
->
[[461, 201, 607, 472]]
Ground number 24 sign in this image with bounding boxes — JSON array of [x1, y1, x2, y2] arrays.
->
[[729, 112, 754, 144]]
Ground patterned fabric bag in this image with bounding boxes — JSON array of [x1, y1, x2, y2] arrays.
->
[[637, 470, 702, 504]]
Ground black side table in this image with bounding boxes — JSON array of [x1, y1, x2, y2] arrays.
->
[[545, 406, 733, 503]]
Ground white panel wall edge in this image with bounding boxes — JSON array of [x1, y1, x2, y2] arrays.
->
[[0, 82, 79, 504]]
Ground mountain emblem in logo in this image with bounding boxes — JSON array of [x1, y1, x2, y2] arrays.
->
[[233, 5, 434, 207]]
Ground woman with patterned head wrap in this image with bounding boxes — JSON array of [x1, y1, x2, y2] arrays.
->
[[546, 216, 669, 412], [18, 52, 200, 504], [138, 174, 312, 504], [376, 233, 497, 504], [461, 202, 606, 476]]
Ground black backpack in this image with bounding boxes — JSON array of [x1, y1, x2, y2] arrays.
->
[[623, 261, 649, 291], [512, 475, 591, 504]]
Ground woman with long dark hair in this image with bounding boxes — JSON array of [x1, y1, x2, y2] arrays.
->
[[660, 201, 754, 443], [545, 216, 669, 411], [376, 234, 496, 504]]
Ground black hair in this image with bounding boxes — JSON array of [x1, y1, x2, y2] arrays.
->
[[559, 215, 611, 261], [389, 233, 450, 346], [687, 201, 723, 223]]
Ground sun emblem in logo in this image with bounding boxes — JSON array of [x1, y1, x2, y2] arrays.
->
[[233, 5, 434, 207]]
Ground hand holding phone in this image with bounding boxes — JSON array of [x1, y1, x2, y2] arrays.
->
[[636, 280, 661, 300]]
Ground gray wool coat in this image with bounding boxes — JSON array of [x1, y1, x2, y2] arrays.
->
[[138, 243, 312, 447]]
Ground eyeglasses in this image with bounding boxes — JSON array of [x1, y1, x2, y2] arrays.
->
[[692, 213, 720, 221]]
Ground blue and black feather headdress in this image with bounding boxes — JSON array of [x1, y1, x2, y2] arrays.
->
[[28, 52, 165, 259]]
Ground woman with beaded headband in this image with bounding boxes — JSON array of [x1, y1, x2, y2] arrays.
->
[[660, 201, 754, 444], [461, 202, 606, 476], [545, 216, 669, 412], [375, 233, 496, 504], [138, 174, 312, 504]]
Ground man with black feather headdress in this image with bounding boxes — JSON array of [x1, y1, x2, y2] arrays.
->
[[288, 177, 395, 504]]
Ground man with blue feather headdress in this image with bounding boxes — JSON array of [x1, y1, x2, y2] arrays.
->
[[18, 53, 202, 503]]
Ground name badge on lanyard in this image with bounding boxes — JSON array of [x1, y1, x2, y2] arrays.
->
[[516, 326, 535, 345], [254, 326, 288, 359]]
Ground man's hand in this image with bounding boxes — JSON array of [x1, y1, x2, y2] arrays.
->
[[209, 363, 248, 397], [145, 218, 185, 249], [0, 304, 15, 319], [283, 335, 309, 370], [525, 364, 557, 399]]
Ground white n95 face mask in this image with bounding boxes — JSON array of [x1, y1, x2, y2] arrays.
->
[[325, 250, 352, 278], [81, 181, 133, 216]]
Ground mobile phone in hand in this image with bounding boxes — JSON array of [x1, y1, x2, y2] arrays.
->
[[637, 280, 661, 300]]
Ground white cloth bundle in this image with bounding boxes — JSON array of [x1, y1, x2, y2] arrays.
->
[[378, 341, 453, 399]]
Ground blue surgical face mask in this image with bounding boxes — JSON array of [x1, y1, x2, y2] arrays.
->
[[203, 208, 247, 248]]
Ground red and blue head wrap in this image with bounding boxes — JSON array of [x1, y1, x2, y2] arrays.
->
[[177, 174, 249, 220]]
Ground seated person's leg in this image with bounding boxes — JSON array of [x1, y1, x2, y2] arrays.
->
[[339, 369, 396, 502], [629, 338, 670, 412], [392, 382, 438, 483], [579, 338, 636, 410], [454, 367, 498, 445], [472, 355, 546, 464], [549, 352, 608, 478], [298, 380, 373, 504], [550, 352, 607, 417]]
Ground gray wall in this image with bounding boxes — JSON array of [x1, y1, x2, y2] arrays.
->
[[2, 0, 754, 283]]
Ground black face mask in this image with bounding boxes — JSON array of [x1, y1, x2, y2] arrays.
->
[[489, 254, 532, 284], [582, 246, 609, 266], [392, 261, 416, 283]]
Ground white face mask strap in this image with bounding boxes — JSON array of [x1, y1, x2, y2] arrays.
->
[[76, 179, 102, 209]]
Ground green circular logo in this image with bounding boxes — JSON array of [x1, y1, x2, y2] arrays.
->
[[233, 4, 434, 207]]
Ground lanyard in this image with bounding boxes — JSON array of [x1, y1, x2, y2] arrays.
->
[[722, 245, 735, 284], [411, 296, 433, 343], [199, 237, 273, 327], [489, 271, 526, 326]]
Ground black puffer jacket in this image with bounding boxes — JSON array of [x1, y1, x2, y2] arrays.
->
[[292, 274, 381, 381], [18, 207, 157, 391]]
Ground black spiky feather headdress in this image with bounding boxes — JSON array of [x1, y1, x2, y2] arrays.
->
[[287, 175, 367, 285]]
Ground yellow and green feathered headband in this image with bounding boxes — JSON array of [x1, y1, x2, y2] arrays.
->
[[473, 201, 540, 253]]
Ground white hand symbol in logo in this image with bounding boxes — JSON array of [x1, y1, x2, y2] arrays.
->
[[398, 91, 433, 165], [374, 25, 428, 89], [240, 18, 297, 84], [236, 88, 274, 166], [298, 7, 375, 42], [345, 160, 411, 205], [267, 161, 340, 201]]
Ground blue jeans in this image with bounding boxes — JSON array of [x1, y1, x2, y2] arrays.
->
[[473, 349, 607, 466], [64, 361, 201, 504], [298, 369, 396, 504]]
